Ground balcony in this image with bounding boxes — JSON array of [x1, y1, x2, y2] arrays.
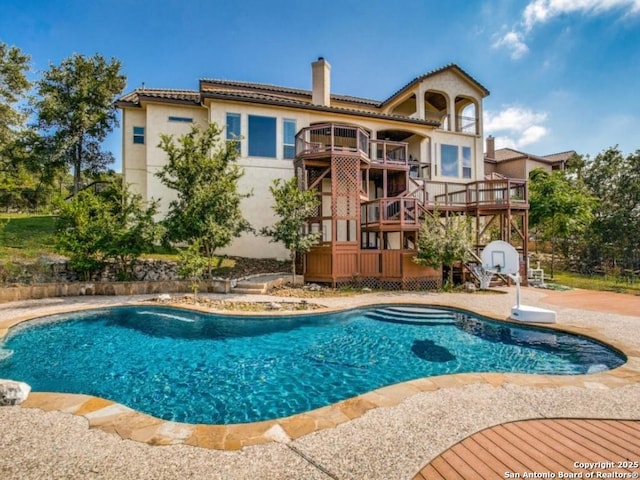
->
[[295, 123, 408, 165], [370, 140, 408, 166], [295, 123, 369, 158], [405, 178, 528, 210], [361, 197, 419, 228], [456, 115, 479, 135]]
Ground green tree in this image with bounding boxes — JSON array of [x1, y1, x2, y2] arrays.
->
[[0, 42, 31, 153], [33, 53, 126, 194], [100, 181, 161, 280], [55, 189, 111, 279], [0, 43, 40, 210], [413, 211, 472, 287], [156, 123, 252, 277], [528, 168, 594, 277], [261, 177, 320, 284], [564, 152, 587, 181], [55, 182, 160, 280], [177, 240, 208, 304], [582, 147, 640, 273]]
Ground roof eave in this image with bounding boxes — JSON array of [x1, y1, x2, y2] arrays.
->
[[382, 64, 490, 107], [201, 92, 440, 127]]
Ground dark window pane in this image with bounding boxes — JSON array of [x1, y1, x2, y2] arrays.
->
[[248, 115, 276, 158], [168, 116, 193, 123], [133, 126, 145, 145], [284, 145, 295, 159]]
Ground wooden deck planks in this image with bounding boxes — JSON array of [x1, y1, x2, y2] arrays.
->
[[413, 419, 640, 480]]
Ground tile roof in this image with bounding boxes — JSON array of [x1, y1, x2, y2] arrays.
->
[[541, 150, 576, 163], [116, 88, 201, 107], [491, 148, 574, 164], [201, 89, 440, 126], [493, 148, 530, 161], [383, 64, 490, 105], [200, 79, 381, 106], [484, 171, 509, 180], [117, 63, 485, 129]]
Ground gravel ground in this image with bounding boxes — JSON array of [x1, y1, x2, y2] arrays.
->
[[0, 287, 638, 480]]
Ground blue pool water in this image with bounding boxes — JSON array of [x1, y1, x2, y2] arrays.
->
[[0, 305, 625, 424]]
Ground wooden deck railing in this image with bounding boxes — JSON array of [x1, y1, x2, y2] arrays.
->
[[295, 123, 408, 165], [361, 198, 418, 226], [404, 177, 528, 209], [369, 140, 408, 166], [295, 123, 370, 157]]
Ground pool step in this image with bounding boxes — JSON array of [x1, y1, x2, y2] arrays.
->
[[365, 307, 458, 325], [232, 282, 267, 295], [383, 306, 456, 318]]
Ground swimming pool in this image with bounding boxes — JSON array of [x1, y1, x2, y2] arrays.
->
[[0, 305, 625, 424]]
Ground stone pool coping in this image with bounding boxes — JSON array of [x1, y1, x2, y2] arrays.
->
[[2, 292, 640, 451]]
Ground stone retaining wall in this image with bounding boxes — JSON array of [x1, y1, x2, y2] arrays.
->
[[0, 279, 231, 304]]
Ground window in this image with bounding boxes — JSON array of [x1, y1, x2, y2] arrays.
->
[[441, 144, 458, 177], [283, 119, 296, 159], [248, 115, 276, 158], [168, 116, 193, 123], [133, 126, 145, 145], [462, 146, 472, 179], [226, 113, 241, 140]]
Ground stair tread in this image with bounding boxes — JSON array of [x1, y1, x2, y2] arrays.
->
[[232, 288, 267, 294], [365, 311, 457, 325], [234, 283, 267, 289], [383, 306, 454, 315]]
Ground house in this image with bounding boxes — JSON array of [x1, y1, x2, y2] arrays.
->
[[117, 58, 529, 288], [484, 135, 575, 179]]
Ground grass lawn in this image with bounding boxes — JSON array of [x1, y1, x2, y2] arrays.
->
[[0, 214, 58, 261], [553, 271, 640, 296], [0, 214, 278, 279]]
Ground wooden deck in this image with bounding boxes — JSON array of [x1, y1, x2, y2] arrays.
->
[[413, 419, 640, 480]]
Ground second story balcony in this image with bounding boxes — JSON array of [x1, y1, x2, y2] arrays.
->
[[361, 197, 419, 228], [370, 139, 408, 166], [404, 177, 528, 210], [296, 123, 369, 158], [295, 123, 408, 166]]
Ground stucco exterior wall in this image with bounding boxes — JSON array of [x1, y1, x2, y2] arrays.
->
[[429, 130, 483, 182], [122, 109, 148, 199], [120, 67, 489, 259], [144, 104, 208, 215]]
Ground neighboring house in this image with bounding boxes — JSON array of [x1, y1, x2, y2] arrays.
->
[[117, 58, 529, 287], [484, 135, 575, 179]]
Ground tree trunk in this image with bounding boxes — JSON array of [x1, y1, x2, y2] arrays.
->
[[551, 237, 556, 279], [205, 244, 212, 279], [73, 139, 83, 195], [291, 250, 296, 286]]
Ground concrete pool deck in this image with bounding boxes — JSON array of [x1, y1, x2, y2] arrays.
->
[[0, 287, 639, 479]]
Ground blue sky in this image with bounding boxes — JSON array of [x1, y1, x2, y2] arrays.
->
[[1, 0, 639, 171]]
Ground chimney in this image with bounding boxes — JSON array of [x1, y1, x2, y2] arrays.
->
[[486, 135, 495, 159], [312, 57, 331, 106]]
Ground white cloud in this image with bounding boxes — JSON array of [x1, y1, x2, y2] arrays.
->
[[485, 107, 549, 149], [524, 0, 640, 30], [492, 31, 529, 60], [519, 125, 549, 146], [495, 0, 640, 58]]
